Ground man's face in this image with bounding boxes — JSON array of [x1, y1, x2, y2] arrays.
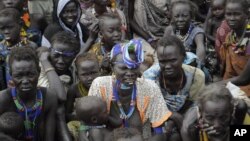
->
[[0, 16, 20, 43], [50, 42, 77, 74], [11, 60, 39, 93]]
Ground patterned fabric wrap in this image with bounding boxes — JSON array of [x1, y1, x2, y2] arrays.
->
[[110, 39, 144, 69]]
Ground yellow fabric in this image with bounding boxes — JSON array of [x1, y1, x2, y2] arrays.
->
[[243, 113, 250, 125], [67, 121, 81, 141], [199, 131, 209, 141]]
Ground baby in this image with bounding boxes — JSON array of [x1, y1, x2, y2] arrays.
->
[[76, 96, 122, 141]]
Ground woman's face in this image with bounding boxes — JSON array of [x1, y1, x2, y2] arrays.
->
[[172, 3, 191, 31], [50, 42, 77, 74], [112, 54, 140, 84], [225, 2, 247, 30], [157, 45, 184, 78], [61, 2, 79, 27], [201, 100, 231, 139]]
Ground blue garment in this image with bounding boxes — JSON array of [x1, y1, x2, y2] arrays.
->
[[143, 63, 195, 112], [0, 43, 11, 89]]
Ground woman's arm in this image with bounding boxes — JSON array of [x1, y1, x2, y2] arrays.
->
[[65, 85, 78, 122], [194, 33, 206, 64]]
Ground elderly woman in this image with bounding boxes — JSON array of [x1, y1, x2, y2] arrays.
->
[[181, 83, 248, 141], [88, 39, 172, 140]]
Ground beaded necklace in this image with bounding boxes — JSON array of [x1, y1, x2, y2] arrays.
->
[[162, 71, 184, 94], [11, 88, 43, 140], [113, 80, 137, 127], [176, 24, 194, 42], [78, 82, 88, 97]]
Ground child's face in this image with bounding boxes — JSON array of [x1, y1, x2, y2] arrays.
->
[[101, 18, 122, 47], [11, 60, 39, 93], [0, 16, 20, 43], [225, 2, 247, 30], [77, 60, 99, 89], [172, 3, 191, 31], [211, 0, 225, 19], [61, 2, 78, 27], [2, 0, 21, 8], [201, 100, 231, 139]]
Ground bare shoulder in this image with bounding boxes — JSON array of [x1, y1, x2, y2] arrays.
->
[[0, 89, 13, 114]]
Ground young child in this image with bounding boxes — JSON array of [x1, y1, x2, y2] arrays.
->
[[205, 0, 226, 45], [0, 112, 24, 140], [76, 96, 120, 141], [88, 12, 122, 75], [111, 127, 143, 141], [0, 8, 37, 90], [66, 52, 100, 140]]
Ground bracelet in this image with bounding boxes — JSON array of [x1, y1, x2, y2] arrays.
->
[[44, 67, 55, 74], [147, 38, 155, 43]]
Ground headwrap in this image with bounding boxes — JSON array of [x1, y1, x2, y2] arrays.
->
[[110, 39, 144, 69]]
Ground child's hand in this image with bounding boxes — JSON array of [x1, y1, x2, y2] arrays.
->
[[89, 21, 99, 41]]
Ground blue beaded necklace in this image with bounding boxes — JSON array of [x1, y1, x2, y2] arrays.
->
[[113, 80, 137, 127]]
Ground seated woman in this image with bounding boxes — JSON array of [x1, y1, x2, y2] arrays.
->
[[42, 0, 97, 52], [164, 0, 206, 64], [143, 35, 205, 140], [88, 39, 172, 140], [220, 0, 250, 96], [144, 35, 205, 114], [0, 47, 57, 141], [181, 83, 248, 141]]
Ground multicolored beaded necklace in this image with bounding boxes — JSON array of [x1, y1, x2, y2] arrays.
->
[[113, 80, 137, 127], [176, 24, 194, 42], [11, 88, 43, 140]]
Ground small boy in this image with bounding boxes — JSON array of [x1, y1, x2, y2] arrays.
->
[[111, 127, 143, 141], [0, 112, 24, 140], [0, 8, 37, 90], [76, 96, 121, 141]]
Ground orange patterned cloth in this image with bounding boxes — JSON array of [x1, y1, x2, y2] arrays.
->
[[220, 32, 250, 96]]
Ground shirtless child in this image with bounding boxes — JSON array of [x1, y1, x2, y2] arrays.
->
[[76, 96, 121, 141], [0, 47, 57, 141]]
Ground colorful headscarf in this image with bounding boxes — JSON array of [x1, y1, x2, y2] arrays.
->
[[110, 39, 144, 69]]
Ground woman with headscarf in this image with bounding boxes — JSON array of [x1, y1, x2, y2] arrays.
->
[[88, 39, 173, 140]]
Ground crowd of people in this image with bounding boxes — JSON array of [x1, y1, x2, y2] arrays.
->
[[0, 0, 249, 141]]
